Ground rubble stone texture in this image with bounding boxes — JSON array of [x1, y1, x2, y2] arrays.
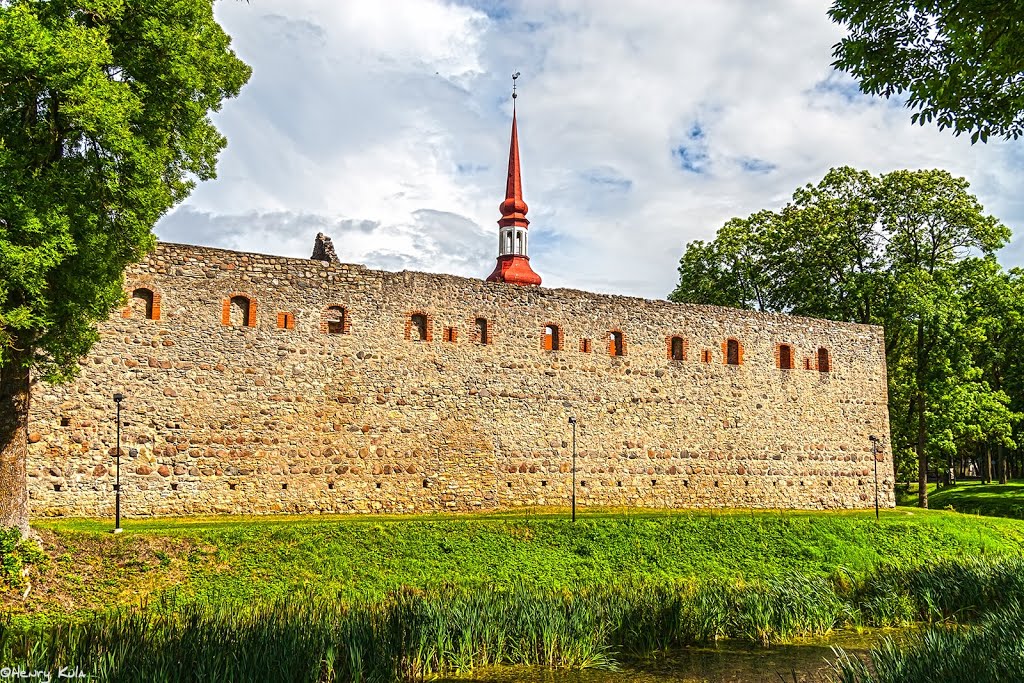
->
[[27, 242, 894, 517]]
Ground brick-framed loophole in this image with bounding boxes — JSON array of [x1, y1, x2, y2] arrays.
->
[[817, 347, 831, 372], [443, 326, 457, 343], [775, 343, 795, 369], [405, 312, 433, 342], [222, 293, 256, 327], [542, 323, 562, 351], [667, 336, 688, 361], [277, 312, 296, 330], [608, 329, 626, 357], [322, 305, 351, 335], [722, 338, 744, 366], [580, 338, 592, 353], [122, 285, 162, 321], [470, 317, 491, 344]]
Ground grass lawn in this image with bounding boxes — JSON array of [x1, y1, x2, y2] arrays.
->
[[11, 506, 1024, 621], [897, 480, 1024, 518]]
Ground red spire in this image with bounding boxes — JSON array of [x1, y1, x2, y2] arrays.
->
[[487, 87, 541, 287]]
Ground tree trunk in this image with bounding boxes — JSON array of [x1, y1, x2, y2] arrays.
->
[[0, 350, 30, 535], [999, 443, 1008, 485], [985, 445, 992, 484], [916, 319, 928, 509]]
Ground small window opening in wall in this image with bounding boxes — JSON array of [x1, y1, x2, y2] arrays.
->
[[671, 336, 685, 361], [53, 483, 62, 492], [443, 327, 457, 343], [410, 314, 428, 341], [132, 288, 155, 319], [818, 347, 831, 372], [277, 312, 295, 330], [651, 479, 658, 486], [543, 325, 561, 351], [609, 330, 624, 356], [171, 483, 180, 491], [702, 350, 712, 363], [805, 357, 813, 370], [327, 306, 347, 334], [328, 482, 335, 490], [581, 480, 587, 487], [683, 480, 689, 487], [507, 481, 513, 488], [726, 339, 741, 365], [778, 344, 794, 369], [475, 317, 489, 344], [60, 417, 70, 427], [281, 483, 288, 490], [580, 338, 592, 353], [541, 480, 548, 486], [617, 480, 623, 487], [229, 296, 253, 327], [376, 482, 382, 489], [714, 480, 720, 487], [423, 479, 430, 488]]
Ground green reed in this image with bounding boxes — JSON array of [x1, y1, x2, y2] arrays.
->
[[2, 555, 1021, 683]]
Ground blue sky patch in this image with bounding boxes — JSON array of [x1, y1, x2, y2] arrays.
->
[[738, 157, 776, 174], [580, 167, 632, 192]]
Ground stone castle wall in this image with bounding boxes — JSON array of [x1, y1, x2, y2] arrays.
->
[[26, 243, 894, 517]]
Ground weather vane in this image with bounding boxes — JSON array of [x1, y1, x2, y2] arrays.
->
[[512, 71, 520, 100]]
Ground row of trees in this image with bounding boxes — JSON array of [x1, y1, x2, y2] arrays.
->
[[670, 167, 1023, 507]]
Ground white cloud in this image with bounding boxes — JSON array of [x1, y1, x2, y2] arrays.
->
[[161, 0, 1024, 299]]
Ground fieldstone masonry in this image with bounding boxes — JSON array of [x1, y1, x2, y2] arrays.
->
[[26, 241, 894, 517]]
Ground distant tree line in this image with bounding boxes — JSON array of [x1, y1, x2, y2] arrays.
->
[[670, 167, 1023, 508]]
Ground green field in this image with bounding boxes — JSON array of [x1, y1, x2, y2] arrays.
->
[[897, 480, 1024, 518], [11, 506, 1024, 620]]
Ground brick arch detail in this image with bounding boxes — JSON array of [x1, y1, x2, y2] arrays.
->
[[775, 342, 796, 369], [405, 311, 433, 341], [222, 292, 257, 327], [817, 346, 832, 372], [722, 337, 744, 365], [122, 282, 163, 321]]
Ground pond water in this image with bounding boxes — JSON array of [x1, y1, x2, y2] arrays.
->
[[435, 630, 897, 683]]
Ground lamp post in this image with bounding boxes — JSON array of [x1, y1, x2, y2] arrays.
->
[[113, 393, 124, 534], [568, 417, 577, 522], [869, 435, 879, 521]]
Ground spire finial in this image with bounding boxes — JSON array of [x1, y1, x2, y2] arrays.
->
[[511, 71, 520, 107]]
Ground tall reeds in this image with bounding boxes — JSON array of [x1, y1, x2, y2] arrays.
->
[[2, 555, 1020, 682]]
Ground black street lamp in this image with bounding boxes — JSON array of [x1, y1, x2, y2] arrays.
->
[[568, 417, 577, 522], [869, 435, 880, 521], [113, 392, 124, 533]]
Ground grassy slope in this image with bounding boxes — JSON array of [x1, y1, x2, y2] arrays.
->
[[898, 480, 1024, 518], [12, 507, 1024, 619]]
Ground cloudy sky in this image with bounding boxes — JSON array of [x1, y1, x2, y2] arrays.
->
[[157, 0, 1024, 300]]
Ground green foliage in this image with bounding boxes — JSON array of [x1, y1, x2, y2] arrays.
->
[[0, 0, 250, 380], [899, 481, 1024, 519], [829, 0, 1024, 142], [2, 556, 1021, 682], [830, 600, 1024, 682], [670, 167, 1020, 504], [0, 528, 46, 592]]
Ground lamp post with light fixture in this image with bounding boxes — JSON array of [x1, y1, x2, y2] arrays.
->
[[113, 393, 124, 533]]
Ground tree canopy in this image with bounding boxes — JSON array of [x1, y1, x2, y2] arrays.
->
[[830, 0, 1024, 142], [0, 0, 251, 532], [671, 167, 1020, 507]]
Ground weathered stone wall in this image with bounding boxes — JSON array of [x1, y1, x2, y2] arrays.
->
[[26, 242, 894, 517]]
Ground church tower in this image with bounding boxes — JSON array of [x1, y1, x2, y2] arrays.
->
[[486, 74, 542, 286]]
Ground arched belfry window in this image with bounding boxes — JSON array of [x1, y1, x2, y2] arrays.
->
[[222, 294, 255, 327], [132, 288, 155, 320], [723, 338, 743, 366], [818, 347, 831, 372], [543, 324, 561, 351]]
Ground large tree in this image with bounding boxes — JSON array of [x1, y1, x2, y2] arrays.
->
[[671, 167, 1013, 508], [829, 0, 1024, 142], [0, 0, 251, 533]]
